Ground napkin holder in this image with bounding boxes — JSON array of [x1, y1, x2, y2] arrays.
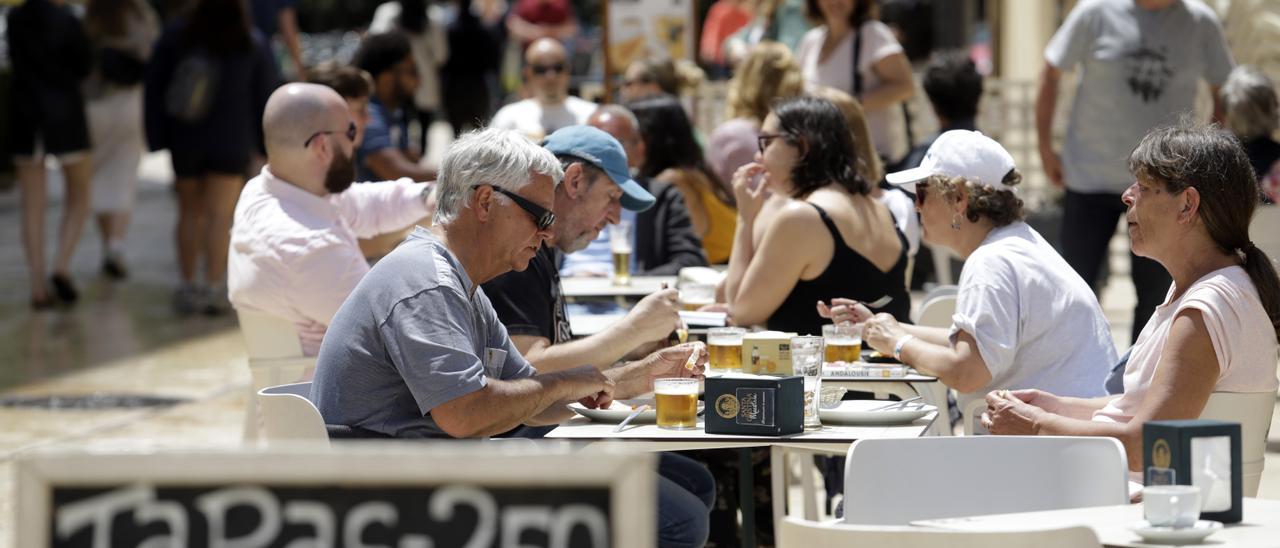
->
[[1143, 419, 1241, 523], [705, 375, 803, 436]]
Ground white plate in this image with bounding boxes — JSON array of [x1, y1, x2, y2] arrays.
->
[[818, 399, 935, 425], [1129, 519, 1222, 544], [568, 399, 704, 423]]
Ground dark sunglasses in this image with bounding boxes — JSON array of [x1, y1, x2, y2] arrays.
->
[[304, 121, 358, 148], [530, 63, 566, 76], [482, 184, 556, 230], [757, 133, 785, 154], [914, 184, 928, 205]]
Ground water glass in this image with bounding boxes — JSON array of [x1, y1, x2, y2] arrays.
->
[[791, 336, 824, 430]]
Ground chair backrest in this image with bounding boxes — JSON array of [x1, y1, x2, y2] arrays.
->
[[1249, 205, 1280, 268], [777, 517, 1101, 548], [257, 382, 329, 447], [913, 294, 957, 329], [1199, 391, 1275, 497], [842, 436, 1128, 525]]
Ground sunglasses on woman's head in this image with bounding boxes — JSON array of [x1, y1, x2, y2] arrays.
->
[[480, 184, 556, 230]]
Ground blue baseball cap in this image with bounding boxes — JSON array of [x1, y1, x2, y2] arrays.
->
[[542, 125, 655, 211]]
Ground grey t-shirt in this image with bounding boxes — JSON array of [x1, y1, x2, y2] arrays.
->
[[312, 227, 536, 438], [949, 222, 1117, 411], [1045, 0, 1233, 193]]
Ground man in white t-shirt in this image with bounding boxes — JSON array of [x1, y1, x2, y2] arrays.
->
[[490, 38, 596, 140]]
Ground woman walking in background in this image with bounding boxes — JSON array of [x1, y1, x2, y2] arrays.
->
[[145, 0, 278, 315], [84, 0, 160, 280], [7, 0, 95, 308]]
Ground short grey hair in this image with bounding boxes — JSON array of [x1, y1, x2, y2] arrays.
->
[[1221, 65, 1279, 140], [433, 128, 564, 225], [592, 104, 640, 131]]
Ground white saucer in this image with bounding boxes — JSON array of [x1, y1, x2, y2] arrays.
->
[[1129, 519, 1222, 545], [818, 400, 935, 425]]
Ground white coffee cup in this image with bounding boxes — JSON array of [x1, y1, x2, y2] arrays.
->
[[1144, 485, 1201, 528]]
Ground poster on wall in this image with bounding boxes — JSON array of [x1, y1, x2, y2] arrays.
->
[[606, 0, 695, 75]]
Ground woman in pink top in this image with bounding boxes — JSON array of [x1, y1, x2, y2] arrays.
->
[[983, 124, 1280, 472]]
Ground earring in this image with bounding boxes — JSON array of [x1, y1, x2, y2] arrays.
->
[[951, 215, 961, 231]]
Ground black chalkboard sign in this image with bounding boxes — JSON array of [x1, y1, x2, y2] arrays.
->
[[18, 445, 656, 548]]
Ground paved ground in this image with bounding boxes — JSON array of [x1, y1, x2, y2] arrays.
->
[[0, 130, 1276, 546]]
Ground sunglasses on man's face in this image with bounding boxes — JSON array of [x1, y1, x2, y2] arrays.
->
[[530, 63, 566, 76], [304, 121, 358, 148], [482, 185, 556, 230]]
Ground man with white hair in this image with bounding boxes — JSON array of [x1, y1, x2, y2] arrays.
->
[[311, 128, 713, 547], [227, 83, 434, 356]]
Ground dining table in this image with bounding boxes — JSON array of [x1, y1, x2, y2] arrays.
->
[[913, 497, 1280, 547], [548, 410, 937, 548]]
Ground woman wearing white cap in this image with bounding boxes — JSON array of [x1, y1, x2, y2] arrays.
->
[[820, 130, 1116, 421]]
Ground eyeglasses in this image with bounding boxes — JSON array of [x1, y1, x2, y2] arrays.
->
[[304, 121, 358, 148], [530, 63, 566, 76], [481, 184, 556, 230], [757, 133, 785, 154], [914, 184, 928, 206]]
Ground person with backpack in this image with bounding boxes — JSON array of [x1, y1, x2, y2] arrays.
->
[[7, 0, 95, 309], [144, 0, 279, 316], [83, 0, 159, 280]]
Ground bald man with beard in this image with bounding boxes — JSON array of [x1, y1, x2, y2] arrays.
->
[[489, 38, 597, 139], [228, 83, 436, 356]]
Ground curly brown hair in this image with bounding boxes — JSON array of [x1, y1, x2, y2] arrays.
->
[[928, 169, 1025, 227]]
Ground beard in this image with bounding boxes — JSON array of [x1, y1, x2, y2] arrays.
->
[[324, 146, 356, 194]]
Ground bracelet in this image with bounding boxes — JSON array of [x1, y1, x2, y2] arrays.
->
[[893, 334, 916, 362]]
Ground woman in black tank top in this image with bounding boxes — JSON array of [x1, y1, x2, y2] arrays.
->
[[719, 96, 909, 335]]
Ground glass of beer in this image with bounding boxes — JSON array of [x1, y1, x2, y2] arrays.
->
[[609, 221, 633, 286], [680, 283, 716, 311], [791, 336, 824, 430], [654, 378, 699, 430], [822, 323, 863, 364], [707, 327, 746, 373]]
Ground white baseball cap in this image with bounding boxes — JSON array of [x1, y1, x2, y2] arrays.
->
[[885, 130, 1017, 192]]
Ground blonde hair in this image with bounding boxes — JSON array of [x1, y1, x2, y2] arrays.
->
[[810, 86, 883, 183], [725, 41, 804, 123]]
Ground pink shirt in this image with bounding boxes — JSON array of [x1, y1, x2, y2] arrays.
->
[[1094, 266, 1279, 423], [228, 167, 431, 356]]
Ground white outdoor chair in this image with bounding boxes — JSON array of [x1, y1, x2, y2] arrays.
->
[[237, 308, 316, 443], [256, 382, 329, 447], [1200, 391, 1274, 497], [1249, 205, 1280, 269], [912, 293, 956, 330], [842, 436, 1128, 525], [777, 517, 1101, 548]]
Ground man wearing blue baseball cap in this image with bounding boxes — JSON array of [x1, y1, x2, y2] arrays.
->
[[483, 125, 680, 371]]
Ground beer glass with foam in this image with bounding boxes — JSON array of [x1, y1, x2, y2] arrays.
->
[[608, 221, 632, 286], [654, 378, 699, 430], [822, 323, 862, 363], [707, 327, 746, 373]]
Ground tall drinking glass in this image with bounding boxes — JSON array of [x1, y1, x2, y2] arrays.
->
[[791, 336, 824, 430], [707, 327, 746, 373], [654, 378, 699, 430], [822, 323, 862, 363], [680, 283, 716, 311], [609, 221, 633, 286]]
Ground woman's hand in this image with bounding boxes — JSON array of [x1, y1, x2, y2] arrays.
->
[[732, 163, 769, 224], [981, 390, 1043, 435], [1004, 388, 1063, 415], [816, 298, 873, 326], [861, 313, 907, 355]]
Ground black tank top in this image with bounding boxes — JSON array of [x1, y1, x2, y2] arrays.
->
[[766, 203, 911, 335]]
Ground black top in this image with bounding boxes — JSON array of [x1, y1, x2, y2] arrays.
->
[[635, 177, 709, 275], [483, 244, 572, 344], [144, 19, 279, 157], [1244, 137, 1280, 181], [766, 203, 911, 336]]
